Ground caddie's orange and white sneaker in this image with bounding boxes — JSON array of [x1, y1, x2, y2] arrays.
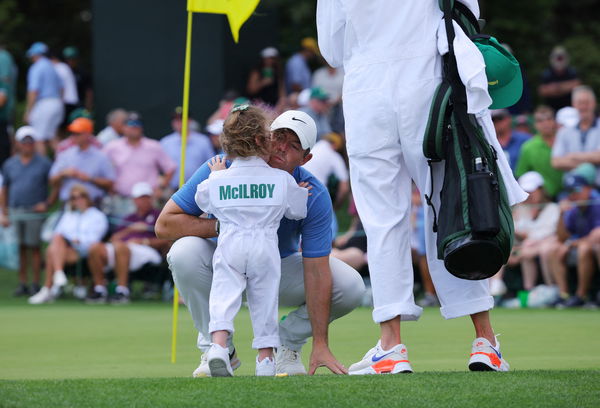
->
[[468, 337, 510, 372], [348, 340, 413, 375]]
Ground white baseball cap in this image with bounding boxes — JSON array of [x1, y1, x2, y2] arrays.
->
[[556, 106, 579, 128], [206, 119, 224, 136], [131, 182, 153, 198], [270, 110, 317, 150], [15, 126, 37, 142], [260, 47, 279, 58], [518, 171, 544, 193]]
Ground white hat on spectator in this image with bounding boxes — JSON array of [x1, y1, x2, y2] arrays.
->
[[131, 182, 153, 198], [297, 88, 311, 107], [261, 47, 279, 58], [518, 171, 544, 193], [15, 126, 37, 142], [556, 106, 579, 128], [206, 120, 224, 136]]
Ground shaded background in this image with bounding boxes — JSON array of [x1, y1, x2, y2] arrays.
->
[[1, 0, 599, 137]]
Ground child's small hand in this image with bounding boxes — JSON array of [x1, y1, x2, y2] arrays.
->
[[299, 181, 313, 196], [208, 156, 226, 172]]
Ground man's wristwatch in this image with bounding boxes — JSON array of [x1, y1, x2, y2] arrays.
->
[[215, 219, 220, 236]]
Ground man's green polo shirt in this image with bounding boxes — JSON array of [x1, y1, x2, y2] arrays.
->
[[515, 134, 564, 198]]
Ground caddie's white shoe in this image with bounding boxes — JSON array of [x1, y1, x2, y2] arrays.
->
[[275, 346, 306, 375], [206, 344, 233, 377], [255, 356, 276, 376], [28, 286, 55, 305], [348, 340, 413, 375], [193, 347, 241, 378], [468, 337, 510, 372]]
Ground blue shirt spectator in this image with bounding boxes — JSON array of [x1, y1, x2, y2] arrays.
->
[[172, 157, 332, 258], [27, 56, 62, 101], [2, 153, 51, 207], [285, 53, 312, 94], [503, 131, 530, 172], [160, 131, 214, 190], [49, 145, 116, 203], [564, 190, 600, 239]]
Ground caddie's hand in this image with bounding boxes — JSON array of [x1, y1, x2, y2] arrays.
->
[[308, 344, 348, 375], [208, 156, 226, 172], [298, 181, 313, 196]]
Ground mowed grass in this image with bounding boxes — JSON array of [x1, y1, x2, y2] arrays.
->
[[1, 269, 599, 407]]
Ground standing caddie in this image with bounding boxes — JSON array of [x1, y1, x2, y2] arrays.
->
[[317, 0, 527, 374], [155, 110, 365, 376]]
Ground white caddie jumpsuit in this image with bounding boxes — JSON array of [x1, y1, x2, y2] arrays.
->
[[317, 0, 527, 323], [195, 156, 308, 349]]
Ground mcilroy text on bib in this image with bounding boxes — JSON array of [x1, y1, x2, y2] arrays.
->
[[209, 176, 284, 208]]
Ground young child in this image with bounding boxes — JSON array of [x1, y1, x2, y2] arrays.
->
[[194, 105, 308, 377]]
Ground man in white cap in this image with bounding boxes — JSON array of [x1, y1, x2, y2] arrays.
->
[[1, 126, 53, 296], [156, 110, 365, 377], [24, 42, 64, 155], [86, 182, 169, 304]]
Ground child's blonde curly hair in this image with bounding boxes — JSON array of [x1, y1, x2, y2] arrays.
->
[[220, 105, 270, 158]]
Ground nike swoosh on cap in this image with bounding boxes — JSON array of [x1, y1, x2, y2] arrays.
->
[[371, 351, 394, 362], [292, 117, 307, 124]]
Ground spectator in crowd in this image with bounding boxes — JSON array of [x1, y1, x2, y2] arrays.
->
[[410, 186, 438, 307], [300, 87, 332, 140], [331, 201, 367, 273], [246, 47, 286, 109], [0, 43, 17, 165], [49, 51, 79, 132], [97, 108, 128, 146], [556, 106, 579, 129], [285, 37, 320, 94], [543, 169, 600, 308], [539, 46, 581, 112], [63, 46, 93, 111], [103, 112, 176, 217], [160, 107, 215, 192], [510, 172, 560, 293], [86, 182, 169, 304], [206, 119, 224, 154], [28, 184, 109, 305], [302, 132, 349, 208], [492, 108, 530, 173], [206, 91, 247, 125], [50, 118, 115, 206], [302, 131, 349, 239], [0, 126, 53, 296], [55, 117, 103, 155], [551, 86, 600, 185], [24, 42, 64, 156], [0, 76, 9, 166], [515, 105, 564, 199], [312, 64, 345, 133]]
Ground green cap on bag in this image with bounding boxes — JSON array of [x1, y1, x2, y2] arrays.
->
[[473, 36, 523, 109]]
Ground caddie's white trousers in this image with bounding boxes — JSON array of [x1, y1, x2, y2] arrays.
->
[[343, 54, 494, 323], [209, 228, 281, 349], [167, 236, 365, 352]]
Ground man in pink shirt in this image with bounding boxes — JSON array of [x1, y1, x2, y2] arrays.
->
[[103, 112, 176, 217]]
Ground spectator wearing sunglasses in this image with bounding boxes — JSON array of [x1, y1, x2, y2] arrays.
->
[[28, 184, 109, 304]]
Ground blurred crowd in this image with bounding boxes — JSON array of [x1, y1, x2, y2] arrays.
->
[[0, 39, 598, 310]]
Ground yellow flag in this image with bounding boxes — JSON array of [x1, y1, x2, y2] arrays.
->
[[188, 0, 260, 43]]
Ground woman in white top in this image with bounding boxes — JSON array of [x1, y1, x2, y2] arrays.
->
[[29, 184, 109, 304], [510, 172, 560, 289]]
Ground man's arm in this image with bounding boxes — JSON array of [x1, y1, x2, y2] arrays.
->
[[551, 155, 579, 171], [155, 198, 217, 240], [303, 255, 348, 375]]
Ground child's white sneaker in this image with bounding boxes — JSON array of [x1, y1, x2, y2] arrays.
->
[[255, 356, 276, 376], [207, 344, 233, 377]]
